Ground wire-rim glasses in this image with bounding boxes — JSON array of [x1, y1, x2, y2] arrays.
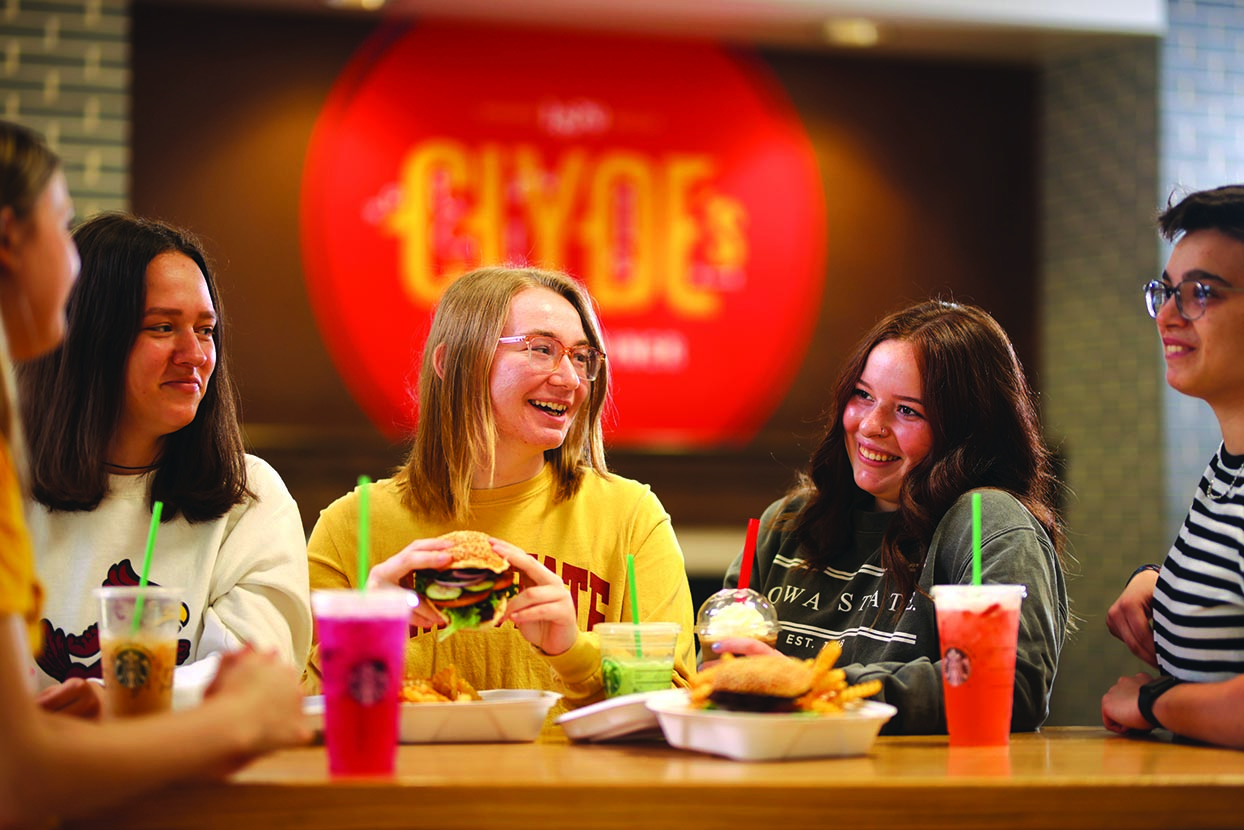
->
[[1144, 278, 1244, 320], [497, 334, 605, 381]]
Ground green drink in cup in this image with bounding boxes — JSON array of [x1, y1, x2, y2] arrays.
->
[[596, 622, 681, 697]]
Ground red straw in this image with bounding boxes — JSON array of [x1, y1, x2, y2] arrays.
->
[[738, 518, 760, 592]]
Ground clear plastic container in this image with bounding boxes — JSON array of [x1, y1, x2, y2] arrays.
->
[[694, 588, 780, 658]]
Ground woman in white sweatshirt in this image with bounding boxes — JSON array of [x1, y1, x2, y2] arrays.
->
[[18, 211, 311, 711], [0, 118, 308, 830]]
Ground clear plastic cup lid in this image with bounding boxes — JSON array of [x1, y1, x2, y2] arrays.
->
[[695, 588, 779, 639]]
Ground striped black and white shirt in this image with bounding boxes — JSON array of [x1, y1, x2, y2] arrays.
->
[[1154, 444, 1244, 682]]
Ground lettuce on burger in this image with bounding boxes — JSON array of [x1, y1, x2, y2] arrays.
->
[[406, 531, 520, 640]]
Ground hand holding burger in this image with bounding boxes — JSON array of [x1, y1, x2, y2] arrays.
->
[[368, 531, 577, 654], [400, 531, 521, 639], [491, 536, 579, 657], [366, 537, 455, 630]]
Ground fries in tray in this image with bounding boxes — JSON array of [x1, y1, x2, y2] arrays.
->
[[400, 665, 482, 703], [689, 641, 882, 714]]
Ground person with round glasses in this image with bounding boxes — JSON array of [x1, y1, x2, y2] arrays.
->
[[1104, 185, 1244, 747], [304, 266, 695, 711]]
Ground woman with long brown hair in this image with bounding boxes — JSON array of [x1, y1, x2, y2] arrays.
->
[[19, 212, 310, 706], [716, 300, 1070, 734], [0, 119, 307, 829]]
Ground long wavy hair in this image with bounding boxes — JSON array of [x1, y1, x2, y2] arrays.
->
[[784, 300, 1065, 603], [396, 266, 610, 523], [17, 212, 252, 522]]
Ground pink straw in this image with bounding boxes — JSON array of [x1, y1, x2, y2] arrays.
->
[[738, 518, 759, 592]]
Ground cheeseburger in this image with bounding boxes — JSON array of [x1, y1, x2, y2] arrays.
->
[[700, 654, 816, 713], [406, 531, 519, 639], [690, 644, 883, 714]]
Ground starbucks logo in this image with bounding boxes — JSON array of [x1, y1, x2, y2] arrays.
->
[[347, 659, 392, 706], [112, 648, 152, 690], [601, 657, 624, 696], [943, 647, 972, 687]]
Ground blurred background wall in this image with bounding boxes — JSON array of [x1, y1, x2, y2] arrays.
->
[[5, 0, 1238, 727]]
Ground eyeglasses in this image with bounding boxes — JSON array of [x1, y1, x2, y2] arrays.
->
[[497, 334, 606, 381], [1144, 278, 1244, 320]]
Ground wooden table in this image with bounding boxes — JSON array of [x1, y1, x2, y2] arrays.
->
[[65, 727, 1244, 830]]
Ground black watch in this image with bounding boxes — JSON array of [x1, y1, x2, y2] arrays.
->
[[1137, 675, 1184, 729]]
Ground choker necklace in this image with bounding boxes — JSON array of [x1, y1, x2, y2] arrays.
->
[[105, 461, 158, 471]]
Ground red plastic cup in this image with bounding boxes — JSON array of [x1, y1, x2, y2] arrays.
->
[[930, 584, 1026, 747], [312, 589, 411, 777]]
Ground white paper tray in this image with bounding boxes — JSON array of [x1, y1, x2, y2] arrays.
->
[[645, 688, 896, 761], [556, 691, 666, 742], [302, 689, 561, 743]]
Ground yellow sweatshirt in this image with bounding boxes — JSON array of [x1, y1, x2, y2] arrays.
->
[[306, 465, 695, 713]]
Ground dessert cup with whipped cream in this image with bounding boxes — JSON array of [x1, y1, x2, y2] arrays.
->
[[695, 588, 779, 661]]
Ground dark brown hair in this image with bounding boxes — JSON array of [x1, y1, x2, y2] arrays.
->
[[1159, 184, 1244, 244], [17, 212, 252, 521], [784, 300, 1065, 602]]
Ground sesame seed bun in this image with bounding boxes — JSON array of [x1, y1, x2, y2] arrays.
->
[[438, 530, 508, 573]]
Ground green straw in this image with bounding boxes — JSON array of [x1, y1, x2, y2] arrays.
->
[[358, 475, 371, 592], [971, 491, 982, 586], [626, 554, 643, 657], [132, 500, 163, 636]]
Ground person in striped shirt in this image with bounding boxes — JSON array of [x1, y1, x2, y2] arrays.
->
[[1103, 184, 1244, 747]]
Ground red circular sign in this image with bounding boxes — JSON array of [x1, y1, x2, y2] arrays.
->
[[301, 22, 826, 447]]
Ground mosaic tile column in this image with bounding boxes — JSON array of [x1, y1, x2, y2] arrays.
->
[[1160, 0, 1244, 530], [1, 0, 129, 216], [1040, 39, 1164, 725]]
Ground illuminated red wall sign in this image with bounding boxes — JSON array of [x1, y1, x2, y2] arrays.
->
[[301, 22, 826, 447]]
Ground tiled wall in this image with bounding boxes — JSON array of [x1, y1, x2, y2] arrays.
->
[[1, 0, 129, 217], [1040, 0, 1244, 726], [1040, 40, 1164, 725], [1160, 0, 1242, 531]]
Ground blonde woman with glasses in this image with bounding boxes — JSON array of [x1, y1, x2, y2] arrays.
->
[[305, 266, 695, 712]]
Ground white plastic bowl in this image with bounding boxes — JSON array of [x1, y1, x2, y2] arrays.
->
[[645, 688, 896, 761], [302, 689, 561, 743]]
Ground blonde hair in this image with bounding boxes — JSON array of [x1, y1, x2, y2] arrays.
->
[[396, 266, 610, 522]]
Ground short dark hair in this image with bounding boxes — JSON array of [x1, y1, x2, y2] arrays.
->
[[785, 300, 1065, 603], [18, 212, 252, 521], [1158, 185, 1244, 244]]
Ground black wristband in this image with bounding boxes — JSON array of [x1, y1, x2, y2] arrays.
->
[[1137, 675, 1184, 729], [1127, 563, 1161, 586]]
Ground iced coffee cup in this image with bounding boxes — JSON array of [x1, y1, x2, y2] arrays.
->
[[695, 588, 780, 659], [95, 586, 182, 718], [596, 622, 680, 698], [930, 583, 1026, 747], [312, 588, 412, 777]]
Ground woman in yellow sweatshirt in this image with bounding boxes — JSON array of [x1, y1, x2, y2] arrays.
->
[[305, 266, 696, 712]]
